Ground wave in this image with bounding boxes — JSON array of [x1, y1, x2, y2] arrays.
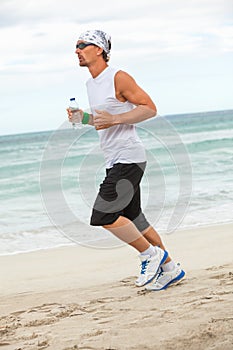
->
[[1, 110, 233, 255], [186, 137, 233, 153]]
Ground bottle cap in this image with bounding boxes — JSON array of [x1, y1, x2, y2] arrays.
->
[[70, 97, 75, 101]]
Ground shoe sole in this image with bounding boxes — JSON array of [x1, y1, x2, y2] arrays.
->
[[147, 270, 186, 291], [136, 250, 168, 287]]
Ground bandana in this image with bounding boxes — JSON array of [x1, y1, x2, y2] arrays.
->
[[78, 30, 111, 55]]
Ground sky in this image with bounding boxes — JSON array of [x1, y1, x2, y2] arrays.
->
[[0, 0, 232, 135]]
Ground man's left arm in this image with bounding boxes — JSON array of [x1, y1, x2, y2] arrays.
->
[[94, 70, 157, 128]]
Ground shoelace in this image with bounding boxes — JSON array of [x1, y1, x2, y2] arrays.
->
[[156, 264, 180, 280], [154, 268, 163, 281], [140, 260, 149, 275]]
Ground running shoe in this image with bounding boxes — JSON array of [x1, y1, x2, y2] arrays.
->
[[135, 246, 168, 287], [146, 263, 185, 291]]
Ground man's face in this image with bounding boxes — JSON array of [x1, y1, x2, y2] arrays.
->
[[75, 41, 101, 67]]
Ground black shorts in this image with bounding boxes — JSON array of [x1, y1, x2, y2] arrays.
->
[[90, 162, 150, 232]]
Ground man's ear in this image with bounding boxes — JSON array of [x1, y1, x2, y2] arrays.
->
[[96, 47, 104, 56]]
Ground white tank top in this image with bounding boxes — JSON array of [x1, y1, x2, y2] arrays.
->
[[86, 66, 146, 168]]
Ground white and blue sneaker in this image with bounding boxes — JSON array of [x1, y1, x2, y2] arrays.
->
[[135, 246, 168, 287], [146, 263, 185, 291]]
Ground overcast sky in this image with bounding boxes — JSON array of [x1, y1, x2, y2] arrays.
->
[[0, 0, 232, 135]]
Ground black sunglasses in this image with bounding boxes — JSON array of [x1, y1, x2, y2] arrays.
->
[[76, 42, 97, 50]]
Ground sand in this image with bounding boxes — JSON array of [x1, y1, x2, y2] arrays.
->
[[0, 223, 233, 350]]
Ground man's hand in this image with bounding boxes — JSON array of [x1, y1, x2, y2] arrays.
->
[[94, 109, 117, 129], [67, 108, 83, 124]]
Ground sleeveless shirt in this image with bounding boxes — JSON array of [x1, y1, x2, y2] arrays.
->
[[86, 66, 146, 168]]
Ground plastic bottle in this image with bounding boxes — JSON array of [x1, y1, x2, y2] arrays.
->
[[69, 97, 82, 129]]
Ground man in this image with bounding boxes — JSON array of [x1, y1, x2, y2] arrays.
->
[[68, 29, 185, 290]]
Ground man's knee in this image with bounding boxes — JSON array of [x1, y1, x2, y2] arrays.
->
[[133, 212, 150, 232]]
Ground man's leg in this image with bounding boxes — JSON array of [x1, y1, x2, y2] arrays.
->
[[103, 215, 150, 252], [141, 225, 186, 291], [141, 225, 171, 263], [103, 215, 168, 287]]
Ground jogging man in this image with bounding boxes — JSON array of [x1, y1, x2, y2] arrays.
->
[[67, 29, 185, 290]]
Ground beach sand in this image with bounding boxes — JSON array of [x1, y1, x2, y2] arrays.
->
[[0, 223, 233, 350]]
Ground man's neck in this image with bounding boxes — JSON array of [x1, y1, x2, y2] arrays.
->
[[88, 61, 108, 78]]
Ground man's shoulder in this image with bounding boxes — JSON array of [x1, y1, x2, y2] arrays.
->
[[114, 70, 135, 85]]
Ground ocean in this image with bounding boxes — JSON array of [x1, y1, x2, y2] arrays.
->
[[0, 110, 233, 255]]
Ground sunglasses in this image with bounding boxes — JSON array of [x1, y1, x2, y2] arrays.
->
[[75, 42, 97, 50]]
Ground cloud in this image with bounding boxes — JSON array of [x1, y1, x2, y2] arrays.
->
[[0, 0, 232, 92], [0, 1, 231, 73], [0, 0, 232, 136], [0, 0, 149, 28]]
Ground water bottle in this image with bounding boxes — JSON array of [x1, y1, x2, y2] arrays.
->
[[69, 97, 82, 129]]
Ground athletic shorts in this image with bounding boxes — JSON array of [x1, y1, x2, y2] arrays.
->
[[90, 162, 150, 232]]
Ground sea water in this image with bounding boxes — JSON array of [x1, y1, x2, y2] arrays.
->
[[0, 110, 232, 255]]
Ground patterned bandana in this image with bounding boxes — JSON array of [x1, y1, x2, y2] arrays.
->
[[78, 30, 111, 55]]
